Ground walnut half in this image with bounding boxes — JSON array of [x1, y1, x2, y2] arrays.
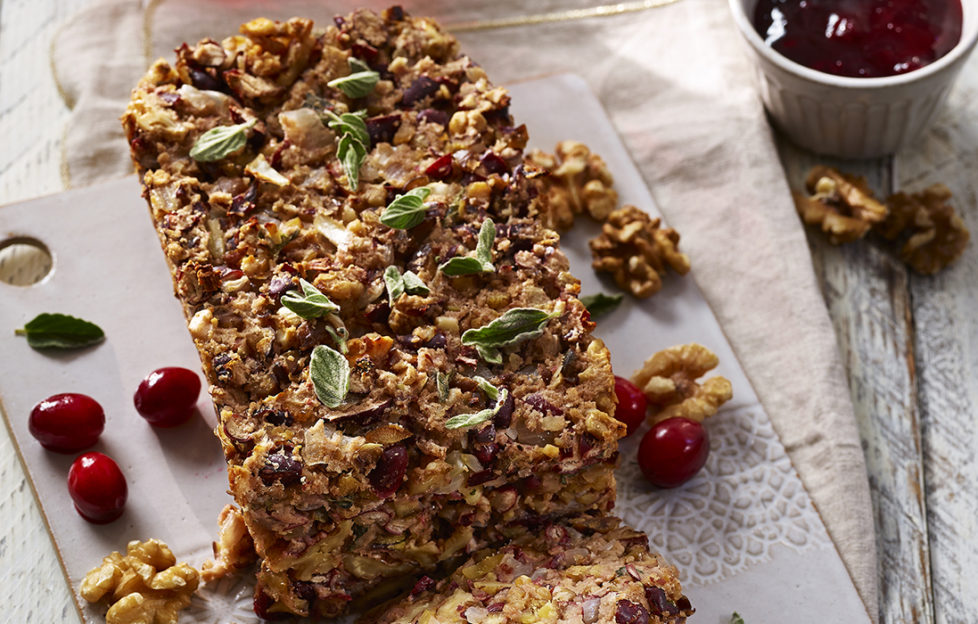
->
[[877, 184, 970, 275], [81, 539, 199, 624], [793, 166, 888, 244], [631, 343, 732, 425], [526, 140, 618, 230], [590, 205, 690, 298]]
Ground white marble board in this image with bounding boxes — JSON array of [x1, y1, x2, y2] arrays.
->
[[0, 74, 869, 623]]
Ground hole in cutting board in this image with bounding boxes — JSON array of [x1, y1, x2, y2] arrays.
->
[[0, 237, 53, 286]]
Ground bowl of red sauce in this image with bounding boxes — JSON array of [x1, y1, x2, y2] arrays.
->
[[729, 0, 978, 157]]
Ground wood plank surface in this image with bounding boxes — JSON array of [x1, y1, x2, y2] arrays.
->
[[0, 1, 94, 622], [897, 58, 978, 624], [775, 142, 934, 624]]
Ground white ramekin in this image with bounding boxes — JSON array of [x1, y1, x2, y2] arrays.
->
[[729, 0, 978, 158]]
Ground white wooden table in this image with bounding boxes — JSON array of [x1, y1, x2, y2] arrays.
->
[[1, 1, 976, 622]]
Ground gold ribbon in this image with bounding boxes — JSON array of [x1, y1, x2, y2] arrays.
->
[[446, 0, 685, 33]]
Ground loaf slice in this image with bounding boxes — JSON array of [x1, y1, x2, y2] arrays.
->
[[365, 515, 694, 624], [123, 7, 623, 618]]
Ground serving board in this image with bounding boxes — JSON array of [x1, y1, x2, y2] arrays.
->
[[0, 74, 869, 623]]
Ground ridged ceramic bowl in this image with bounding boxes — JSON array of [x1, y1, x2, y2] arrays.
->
[[729, 0, 978, 158]]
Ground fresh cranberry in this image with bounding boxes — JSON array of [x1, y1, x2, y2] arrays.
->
[[133, 367, 201, 427], [638, 417, 709, 488], [28, 393, 105, 453], [67, 452, 127, 523], [613, 376, 647, 436]]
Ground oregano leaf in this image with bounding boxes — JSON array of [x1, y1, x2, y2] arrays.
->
[[281, 279, 340, 319], [310, 344, 349, 408], [380, 187, 432, 229], [189, 119, 256, 162]]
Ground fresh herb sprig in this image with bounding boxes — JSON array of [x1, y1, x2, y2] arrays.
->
[[445, 375, 509, 429], [380, 187, 432, 229], [281, 279, 340, 319], [15, 313, 105, 350], [190, 119, 256, 162], [322, 109, 369, 190], [327, 57, 380, 99], [383, 266, 431, 306], [579, 292, 623, 319], [731, 613, 745, 624], [439, 218, 495, 276], [310, 345, 350, 408], [461, 307, 555, 364]]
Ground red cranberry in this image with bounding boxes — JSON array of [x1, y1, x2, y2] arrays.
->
[[613, 376, 647, 436], [638, 417, 709, 488], [615, 600, 650, 624], [67, 452, 127, 523], [369, 444, 408, 497], [134, 367, 201, 427], [28, 393, 105, 453]]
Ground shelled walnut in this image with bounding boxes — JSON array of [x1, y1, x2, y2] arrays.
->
[[590, 205, 690, 298], [81, 539, 199, 624], [876, 184, 970, 275], [526, 140, 618, 230], [631, 343, 732, 425], [793, 165, 888, 244], [201, 505, 257, 582]]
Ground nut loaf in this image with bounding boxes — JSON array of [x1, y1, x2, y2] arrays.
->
[[123, 7, 623, 618]]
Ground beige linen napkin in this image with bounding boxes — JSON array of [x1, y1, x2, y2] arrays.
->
[[52, 0, 878, 617]]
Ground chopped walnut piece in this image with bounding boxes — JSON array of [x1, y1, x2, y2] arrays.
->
[[526, 140, 618, 229], [631, 343, 732, 425], [201, 505, 257, 582], [81, 539, 199, 624], [589, 205, 690, 298], [794, 165, 888, 244], [876, 184, 970, 275]]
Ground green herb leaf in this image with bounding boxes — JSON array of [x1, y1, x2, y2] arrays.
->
[[380, 187, 432, 229], [383, 266, 405, 306], [472, 375, 500, 401], [189, 119, 256, 162], [281, 279, 340, 319], [731, 613, 745, 624], [476, 345, 502, 365], [323, 110, 370, 190], [327, 57, 380, 99], [310, 344, 350, 408], [579, 292, 624, 319], [349, 57, 371, 73], [383, 265, 431, 306], [337, 134, 366, 190], [439, 219, 496, 276], [436, 371, 451, 402], [439, 256, 490, 276], [445, 386, 509, 430], [461, 307, 554, 363], [401, 271, 430, 296], [15, 313, 105, 350], [325, 324, 349, 354], [476, 218, 495, 264], [325, 110, 370, 146]]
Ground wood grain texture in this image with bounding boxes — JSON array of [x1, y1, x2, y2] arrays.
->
[[774, 141, 934, 624], [0, 1, 95, 622], [896, 54, 978, 624]]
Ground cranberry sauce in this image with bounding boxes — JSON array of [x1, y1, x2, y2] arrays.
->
[[753, 0, 963, 77]]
